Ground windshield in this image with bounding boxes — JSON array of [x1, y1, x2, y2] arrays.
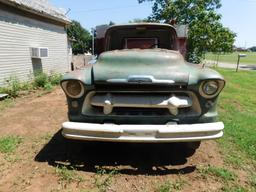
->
[[105, 26, 178, 51]]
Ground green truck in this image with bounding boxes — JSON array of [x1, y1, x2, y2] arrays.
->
[[60, 23, 225, 153]]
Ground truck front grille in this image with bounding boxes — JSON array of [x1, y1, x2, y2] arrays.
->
[[82, 91, 201, 118]]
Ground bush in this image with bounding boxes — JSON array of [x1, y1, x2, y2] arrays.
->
[[49, 73, 62, 86], [34, 72, 62, 88], [1, 76, 22, 97], [187, 51, 202, 64], [0, 72, 62, 98], [34, 72, 49, 88], [43, 82, 53, 91]]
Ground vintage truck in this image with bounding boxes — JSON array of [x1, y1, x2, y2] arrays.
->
[[60, 23, 225, 152]]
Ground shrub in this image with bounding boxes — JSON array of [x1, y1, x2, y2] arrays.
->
[[0, 72, 62, 98], [49, 73, 62, 86], [34, 72, 49, 88], [20, 81, 34, 91], [2, 76, 22, 97], [44, 82, 53, 91]]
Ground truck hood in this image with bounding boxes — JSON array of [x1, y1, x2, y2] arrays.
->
[[93, 49, 190, 85]]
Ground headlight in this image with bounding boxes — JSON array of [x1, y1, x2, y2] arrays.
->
[[199, 80, 225, 98], [61, 80, 85, 98], [203, 81, 218, 95]]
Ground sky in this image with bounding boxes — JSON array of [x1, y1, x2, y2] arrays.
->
[[51, 0, 256, 48]]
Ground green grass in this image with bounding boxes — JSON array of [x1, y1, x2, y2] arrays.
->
[[221, 186, 247, 192], [94, 167, 119, 192], [55, 165, 76, 183], [55, 165, 83, 184], [0, 136, 23, 154], [156, 182, 172, 192], [0, 98, 14, 111], [194, 68, 256, 190], [216, 69, 256, 190], [249, 174, 256, 189], [156, 179, 185, 192], [217, 69, 256, 161], [205, 52, 256, 65], [198, 165, 236, 182]]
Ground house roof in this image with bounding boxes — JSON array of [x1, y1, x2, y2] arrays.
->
[[0, 0, 70, 24]]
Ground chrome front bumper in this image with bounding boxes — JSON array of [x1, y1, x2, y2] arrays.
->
[[62, 122, 224, 143]]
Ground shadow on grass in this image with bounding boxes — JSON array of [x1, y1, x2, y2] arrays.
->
[[35, 130, 196, 176]]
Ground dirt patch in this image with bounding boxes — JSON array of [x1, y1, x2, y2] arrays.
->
[[0, 87, 242, 192], [0, 88, 67, 137]]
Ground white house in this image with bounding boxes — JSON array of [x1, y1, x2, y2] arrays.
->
[[0, 0, 71, 86]]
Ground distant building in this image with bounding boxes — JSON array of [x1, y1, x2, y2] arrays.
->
[[234, 47, 249, 52], [0, 0, 71, 86]]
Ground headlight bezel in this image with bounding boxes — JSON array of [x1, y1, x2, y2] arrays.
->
[[61, 80, 85, 99], [199, 80, 225, 99]]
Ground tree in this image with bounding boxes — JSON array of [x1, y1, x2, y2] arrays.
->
[[249, 46, 256, 52], [109, 21, 116, 26], [138, 0, 236, 63], [67, 20, 92, 55]]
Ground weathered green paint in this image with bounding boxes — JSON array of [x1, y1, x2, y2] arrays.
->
[[94, 49, 189, 84], [62, 51, 224, 87], [188, 66, 225, 85], [62, 65, 93, 85]]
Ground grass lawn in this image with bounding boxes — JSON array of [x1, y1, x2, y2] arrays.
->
[[217, 69, 256, 190], [206, 52, 256, 65], [217, 68, 256, 164]]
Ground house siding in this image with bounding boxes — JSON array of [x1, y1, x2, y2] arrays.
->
[[0, 7, 70, 86]]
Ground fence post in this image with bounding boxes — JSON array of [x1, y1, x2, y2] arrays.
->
[[236, 54, 247, 72], [236, 55, 240, 72]]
